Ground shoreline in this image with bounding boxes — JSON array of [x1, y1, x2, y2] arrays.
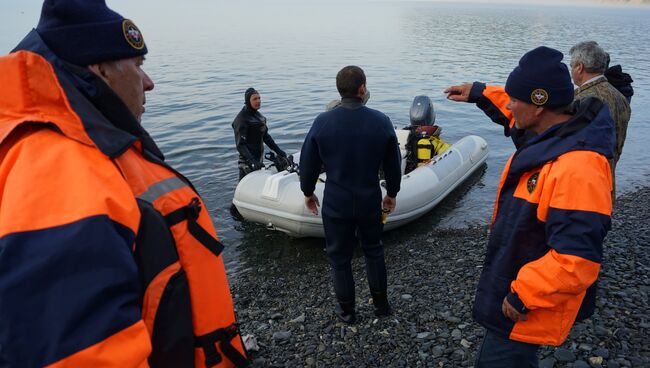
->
[[231, 187, 650, 367]]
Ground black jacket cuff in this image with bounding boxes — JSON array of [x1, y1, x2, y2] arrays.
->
[[469, 82, 486, 104], [506, 292, 528, 314]]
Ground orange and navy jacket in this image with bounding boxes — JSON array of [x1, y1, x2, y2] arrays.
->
[[0, 31, 246, 367], [468, 83, 614, 346]]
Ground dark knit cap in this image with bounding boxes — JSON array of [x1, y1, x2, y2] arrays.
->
[[245, 87, 259, 109], [36, 0, 148, 65], [505, 46, 574, 108]]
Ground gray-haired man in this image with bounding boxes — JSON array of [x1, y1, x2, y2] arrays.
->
[[569, 41, 631, 201]]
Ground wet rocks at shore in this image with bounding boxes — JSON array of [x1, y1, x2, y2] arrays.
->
[[231, 188, 650, 367]]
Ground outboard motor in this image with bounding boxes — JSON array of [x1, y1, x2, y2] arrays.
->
[[409, 95, 435, 127], [405, 96, 446, 174]]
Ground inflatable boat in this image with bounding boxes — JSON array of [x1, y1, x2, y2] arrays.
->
[[232, 131, 489, 238]]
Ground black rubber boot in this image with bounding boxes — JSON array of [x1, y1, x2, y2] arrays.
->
[[371, 292, 393, 317], [335, 301, 356, 324]]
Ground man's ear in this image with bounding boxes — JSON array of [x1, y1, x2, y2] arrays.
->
[[88, 63, 110, 84], [358, 84, 366, 98]]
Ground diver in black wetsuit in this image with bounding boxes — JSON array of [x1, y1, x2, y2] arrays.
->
[[232, 87, 287, 180]]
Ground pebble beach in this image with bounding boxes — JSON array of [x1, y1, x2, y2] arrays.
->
[[232, 187, 650, 367]]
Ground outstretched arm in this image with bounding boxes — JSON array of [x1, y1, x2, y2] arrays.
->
[[446, 82, 531, 148], [446, 82, 514, 128], [444, 83, 472, 102]]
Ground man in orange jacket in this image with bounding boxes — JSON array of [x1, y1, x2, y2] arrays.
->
[[445, 47, 613, 366], [0, 1, 247, 367]]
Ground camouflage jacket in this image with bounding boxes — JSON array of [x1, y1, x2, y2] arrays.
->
[[575, 76, 631, 166]]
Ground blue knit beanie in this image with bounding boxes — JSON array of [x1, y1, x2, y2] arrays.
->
[[505, 46, 574, 108], [36, 0, 147, 65]]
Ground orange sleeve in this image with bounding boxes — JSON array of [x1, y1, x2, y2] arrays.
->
[[511, 251, 600, 310], [47, 321, 151, 368], [482, 85, 515, 129], [470, 83, 515, 130]]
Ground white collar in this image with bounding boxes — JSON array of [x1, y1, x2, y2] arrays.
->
[[580, 75, 606, 87]]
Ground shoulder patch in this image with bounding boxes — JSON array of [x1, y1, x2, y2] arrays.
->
[[527, 171, 540, 193]]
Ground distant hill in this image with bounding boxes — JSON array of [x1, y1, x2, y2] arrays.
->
[[593, 0, 650, 3], [519, 0, 650, 3], [562, 0, 650, 3], [447, 0, 650, 4], [607, 0, 650, 3]]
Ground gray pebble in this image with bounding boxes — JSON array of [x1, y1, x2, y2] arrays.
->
[[272, 331, 291, 341], [554, 348, 576, 363], [594, 348, 610, 359], [573, 360, 590, 368], [416, 332, 430, 339], [431, 345, 444, 358], [594, 325, 609, 336], [539, 357, 556, 368], [451, 349, 466, 360], [578, 343, 593, 351], [589, 356, 604, 366], [451, 329, 461, 339], [445, 315, 462, 323], [289, 313, 305, 323]]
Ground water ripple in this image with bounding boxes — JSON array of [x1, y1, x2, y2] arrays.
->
[[4, 2, 646, 274]]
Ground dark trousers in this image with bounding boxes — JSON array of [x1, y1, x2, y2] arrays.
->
[[474, 329, 539, 368], [321, 214, 386, 303]]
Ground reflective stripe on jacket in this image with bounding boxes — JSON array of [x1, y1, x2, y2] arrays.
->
[[0, 40, 245, 367], [470, 84, 614, 346]]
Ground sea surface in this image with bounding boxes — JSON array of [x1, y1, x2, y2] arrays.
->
[[2, 1, 649, 277]]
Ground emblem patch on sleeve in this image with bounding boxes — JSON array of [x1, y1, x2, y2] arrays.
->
[[122, 19, 145, 50], [530, 89, 549, 106], [527, 172, 540, 193]]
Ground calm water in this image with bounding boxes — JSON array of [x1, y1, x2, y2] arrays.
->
[[2, 1, 649, 276]]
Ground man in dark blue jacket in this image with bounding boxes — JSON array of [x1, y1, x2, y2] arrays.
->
[[445, 47, 613, 367], [299, 66, 401, 324]]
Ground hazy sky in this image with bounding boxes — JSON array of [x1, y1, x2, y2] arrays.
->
[[1, 0, 645, 52]]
